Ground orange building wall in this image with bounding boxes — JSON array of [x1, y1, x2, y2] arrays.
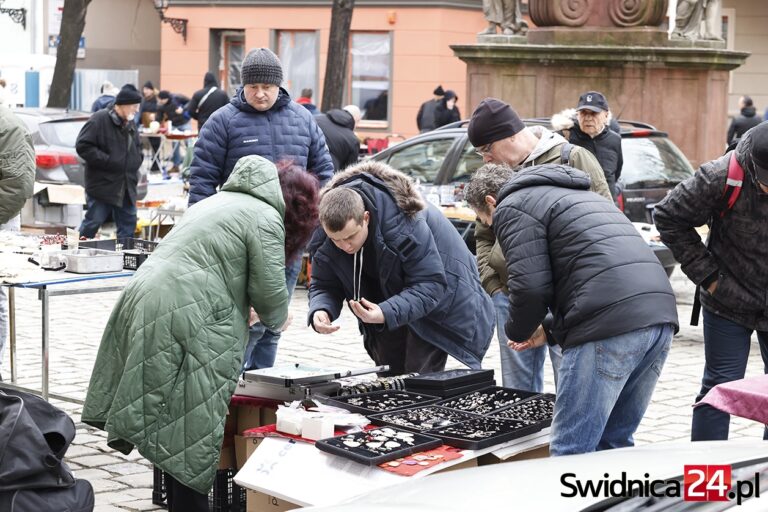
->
[[159, 5, 487, 138]]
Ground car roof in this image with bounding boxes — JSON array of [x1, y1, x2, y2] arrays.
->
[[11, 108, 90, 122], [434, 118, 669, 138]]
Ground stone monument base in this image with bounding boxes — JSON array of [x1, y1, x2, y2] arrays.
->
[[528, 27, 668, 47], [476, 34, 527, 45]]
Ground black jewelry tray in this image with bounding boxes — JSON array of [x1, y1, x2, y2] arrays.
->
[[489, 393, 556, 427], [405, 379, 494, 399], [436, 386, 540, 415], [368, 406, 484, 433], [323, 389, 440, 415], [403, 369, 495, 390], [315, 427, 443, 466], [424, 416, 543, 450]]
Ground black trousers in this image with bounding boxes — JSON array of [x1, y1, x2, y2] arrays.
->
[[364, 324, 448, 376], [166, 474, 209, 512]]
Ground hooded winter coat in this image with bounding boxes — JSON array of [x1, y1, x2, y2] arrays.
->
[[81, 155, 289, 494], [186, 72, 230, 130], [655, 129, 768, 331], [475, 126, 609, 297], [494, 164, 678, 347], [188, 87, 334, 205], [0, 106, 35, 224], [433, 91, 461, 129], [727, 106, 762, 145], [76, 107, 143, 207], [308, 161, 494, 368], [315, 109, 360, 172]]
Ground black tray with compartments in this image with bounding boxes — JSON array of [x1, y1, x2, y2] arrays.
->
[[436, 386, 539, 415], [405, 379, 495, 399], [403, 369, 494, 391], [368, 406, 484, 433], [489, 393, 556, 427], [424, 416, 543, 450], [323, 390, 440, 415], [315, 427, 443, 466]]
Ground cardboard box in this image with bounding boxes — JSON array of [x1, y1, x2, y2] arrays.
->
[[261, 406, 277, 426], [237, 405, 262, 434], [235, 435, 260, 470], [246, 490, 298, 512], [477, 444, 550, 466], [218, 443, 235, 469], [21, 184, 85, 228]]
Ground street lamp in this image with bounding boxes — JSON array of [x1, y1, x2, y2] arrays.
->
[[152, 0, 187, 43], [0, 0, 26, 30]]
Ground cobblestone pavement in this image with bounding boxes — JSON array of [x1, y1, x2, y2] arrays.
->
[[1, 268, 766, 511]]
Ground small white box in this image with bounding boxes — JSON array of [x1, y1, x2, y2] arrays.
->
[[275, 408, 303, 436], [301, 416, 334, 441]]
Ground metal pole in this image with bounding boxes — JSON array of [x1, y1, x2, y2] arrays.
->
[[8, 286, 16, 383], [40, 287, 49, 401]]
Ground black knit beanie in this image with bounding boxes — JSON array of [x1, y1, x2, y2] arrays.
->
[[115, 84, 142, 105], [241, 48, 283, 86], [467, 98, 525, 147]]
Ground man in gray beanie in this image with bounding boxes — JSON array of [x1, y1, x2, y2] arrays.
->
[[467, 97, 609, 397], [188, 48, 334, 377]]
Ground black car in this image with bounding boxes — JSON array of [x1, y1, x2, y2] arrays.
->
[[12, 108, 148, 199], [370, 119, 693, 275]]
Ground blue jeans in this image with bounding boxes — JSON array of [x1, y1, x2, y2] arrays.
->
[[493, 291, 561, 392], [551, 323, 673, 456], [79, 194, 137, 240], [242, 256, 303, 372], [170, 122, 191, 168], [691, 309, 768, 441]]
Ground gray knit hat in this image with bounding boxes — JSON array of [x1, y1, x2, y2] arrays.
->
[[241, 48, 283, 86]]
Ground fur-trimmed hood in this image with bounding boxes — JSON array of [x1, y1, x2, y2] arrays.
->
[[325, 160, 425, 217], [551, 107, 615, 132]]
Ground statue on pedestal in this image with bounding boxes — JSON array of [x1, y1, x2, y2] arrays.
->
[[479, 0, 528, 36], [672, 0, 723, 41]]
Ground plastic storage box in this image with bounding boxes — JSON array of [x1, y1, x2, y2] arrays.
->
[[152, 466, 246, 511]]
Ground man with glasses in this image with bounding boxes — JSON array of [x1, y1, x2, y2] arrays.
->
[[468, 97, 609, 393]]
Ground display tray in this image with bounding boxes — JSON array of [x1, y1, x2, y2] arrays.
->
[[405, 380, 494, 399], [324, 390, 440, 415], [368, 406, 483, 433], [403, 369, 495, 390], [315, 427, 443, 466], [489, 394, 555, 426], [424, 416, 542, 450], [436, 386, 539, 415]]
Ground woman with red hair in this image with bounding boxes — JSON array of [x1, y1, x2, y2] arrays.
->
[[81, 155, 318, 510]]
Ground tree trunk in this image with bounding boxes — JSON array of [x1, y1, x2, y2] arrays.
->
[[321, 0, 355, 112], [47, 0, 92, 108]]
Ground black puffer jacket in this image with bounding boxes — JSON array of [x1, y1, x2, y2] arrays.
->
[[186, 72, 230, 130], [569, 122, 623, 200], [655, 129, 768, 331], [494, 164, 678, 347], [76, 108, 142, 207], [315, 109, 360, 172], [727, 106, 762, 145]]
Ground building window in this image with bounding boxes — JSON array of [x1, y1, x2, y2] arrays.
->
[[276, 31, 319, 103], [350, 32, 391, 128]]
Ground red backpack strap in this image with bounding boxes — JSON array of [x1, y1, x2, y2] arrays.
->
[[720, 152, 744, 216]]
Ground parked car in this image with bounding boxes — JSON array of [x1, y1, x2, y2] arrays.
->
[[11, 108, 148, 199], [370, 119, 694, 276]]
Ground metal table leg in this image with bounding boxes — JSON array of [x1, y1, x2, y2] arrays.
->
[[8, 286, 16, 383], [40, 287, 49, 401]]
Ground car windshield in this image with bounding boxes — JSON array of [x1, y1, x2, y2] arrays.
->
[[385, 137, 456, 183], [620, 136, 694, 187], [38, 120, 87, 148]]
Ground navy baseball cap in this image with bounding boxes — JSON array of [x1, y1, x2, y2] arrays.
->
[[576, 91, 609, 113]]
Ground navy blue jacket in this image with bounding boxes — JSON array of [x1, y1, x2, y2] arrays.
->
[[494, 164, 678, 348], [188, 87, 334, 204], [308, 167, 494, 368]]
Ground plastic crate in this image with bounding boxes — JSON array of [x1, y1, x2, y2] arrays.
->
[[117, 238, 159, 270], [151, 466, 247, 511]]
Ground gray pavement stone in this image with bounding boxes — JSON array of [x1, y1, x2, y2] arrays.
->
[[115, 472, 155, 488], [70, 454, 124, 468], [73, 468, 113, 481], [101, 462, 151, 476], [89, 478, 129, 493]]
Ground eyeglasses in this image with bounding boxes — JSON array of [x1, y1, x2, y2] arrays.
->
[[475, 141, 494, 157]]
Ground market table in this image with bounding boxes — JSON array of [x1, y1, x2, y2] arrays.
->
[[234, 428, 550, 508], [698, 374, 768, 425], [0, 253, 133, 403]]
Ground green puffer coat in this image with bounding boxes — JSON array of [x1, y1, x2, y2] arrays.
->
[[81, 155, 289, 494], [0, 106, 35, 225]]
